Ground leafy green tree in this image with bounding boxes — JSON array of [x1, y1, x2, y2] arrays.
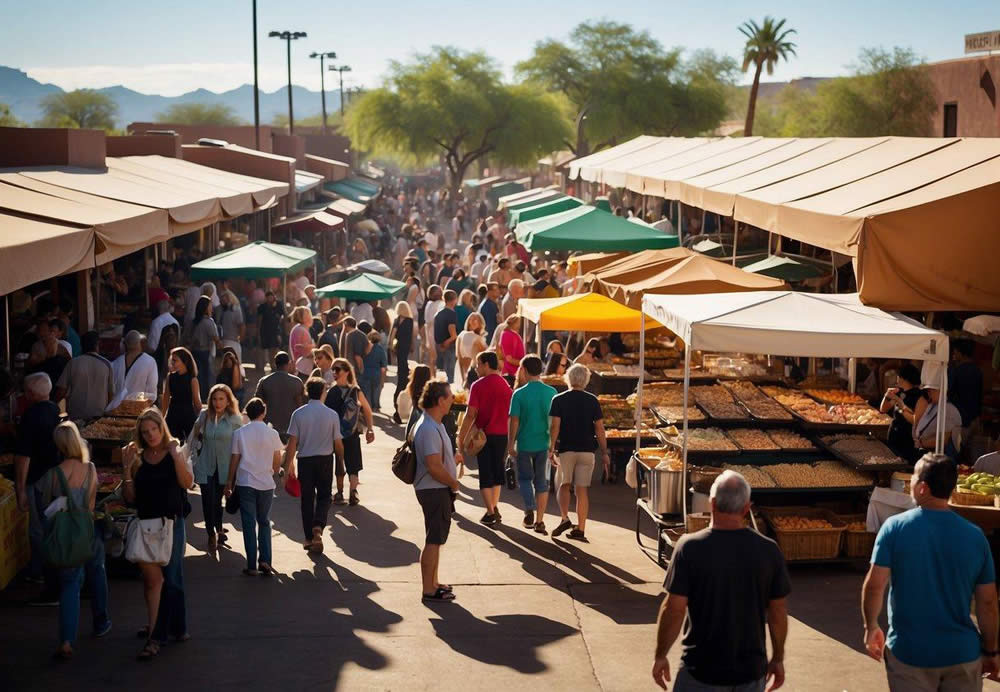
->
[[344, 47, 567, 203], [517, 21, 734, 156], [0, 103, 23, 127], [754, 47, 935, 137], [271, 112, 342, 130], [158, 102, 243, 126], [39, 89, 118, 130], [739, 16, 797, 136]]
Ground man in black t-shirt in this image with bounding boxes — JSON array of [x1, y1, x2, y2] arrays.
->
[[652, 470, 790, 691], [433, 290, 459, 383]]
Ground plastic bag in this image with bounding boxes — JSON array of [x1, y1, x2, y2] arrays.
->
[[625, 458, 638, 489]]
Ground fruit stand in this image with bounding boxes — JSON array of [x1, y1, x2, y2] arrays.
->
[[633, 291, 950, 567]]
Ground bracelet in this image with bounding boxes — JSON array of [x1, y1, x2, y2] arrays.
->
[[123, 479, 134, 484], [983, 648, 999, 657]]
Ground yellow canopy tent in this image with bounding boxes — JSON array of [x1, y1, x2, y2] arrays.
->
[[517, 292, 660, 332]]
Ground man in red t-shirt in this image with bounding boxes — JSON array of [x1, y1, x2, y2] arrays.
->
[[459, 351, 512, 526]]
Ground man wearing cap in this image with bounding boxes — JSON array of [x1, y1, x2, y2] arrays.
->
[[912, 368, 964, 459], [111, 330, 159, 402]]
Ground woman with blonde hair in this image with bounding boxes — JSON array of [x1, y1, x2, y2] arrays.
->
[[190, 384, 242, 550], [456, 313, 487, 383], [122, 408, 193, 660], [323, 358, 375, 506], [41, 421, 110, 659], [389, 301, 415, 424], [289, 306, 315, 379]]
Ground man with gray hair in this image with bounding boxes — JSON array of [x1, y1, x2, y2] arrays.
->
[[111, 330, 159, 402], [653, 470, 790, 691]]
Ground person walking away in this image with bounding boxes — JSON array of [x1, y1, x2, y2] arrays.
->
[[324, 359, 376, 506], [652, 471, 789, 691], [507, 355, 557, 534], [862, 453, 999, 690], [161, 347, 201, 441], [423, 286, 445, 375], [111, 330, 159, 402], [498, 315, 526, 386], [216, 347, 245, 409], [413, 380, 460, 603], [53, 330, 115, 420], [548, 364, 609, 541], [458, 351, 511, 526], [285, 378, 344, 552], [41, 422, 112, 658], [215, 291, 245, 361], [340, 317, 370, 383], [122, 408, 194, 660], [288, 306, 315, 380], [253, 351, 304, 443], [188, 296, 222, 401], [360, 331, 388, 412], [256, 291, 285, 373], [147, 300, 179, 357], [478, 282, 501, 343], [389, 302, 415, 424], [434, 290, 459, 383], [225, 398, 284, 576], [190, 384, 242, 551]]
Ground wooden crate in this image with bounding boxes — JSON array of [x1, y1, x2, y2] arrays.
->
[[686, 513, 710, 533], [761, 507, 846, 561], [838, 513, 876, 559]]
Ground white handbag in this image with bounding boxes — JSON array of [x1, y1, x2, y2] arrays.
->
[[125, 517, 174, 566]]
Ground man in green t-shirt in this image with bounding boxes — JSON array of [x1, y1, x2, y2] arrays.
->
[[507, 355, 557, 533]]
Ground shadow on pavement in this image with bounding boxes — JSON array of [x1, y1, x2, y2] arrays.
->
[[785, 563, 871, 656], [425, 601, 577, 674], [327, 504, 421, 568]]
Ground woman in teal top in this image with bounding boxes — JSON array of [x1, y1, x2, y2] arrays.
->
[[454, 288, 477, 339], [192, 384, 243, 550]]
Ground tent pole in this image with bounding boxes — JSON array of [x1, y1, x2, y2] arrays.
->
[[636, 310, 645, 454], [700, 208, 706, 236], [681, 337, 691, 525], [935, 365, 948, 454], [535, 321, 541, 356], [732, 222, 739, 266], [848, 358, 857, 394], [677, 205, 684, 246], [4, 294, 10, 370]]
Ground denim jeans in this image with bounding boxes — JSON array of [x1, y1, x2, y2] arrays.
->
[[359, 376, 378, 413], [436, 348, 457, 383], [517, 450, 550, 512], [674, 667, 765, 692], [58, 523, 110, 643], [152, 517, 186, 642], [238, 487, 274, 569]]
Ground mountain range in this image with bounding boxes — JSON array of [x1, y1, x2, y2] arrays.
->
[[0, 66, 340, 127]]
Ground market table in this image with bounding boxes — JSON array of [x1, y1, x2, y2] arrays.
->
[[949, 502, 1000, 532]]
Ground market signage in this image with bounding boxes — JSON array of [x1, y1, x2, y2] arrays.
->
[[965, 31, 1000, 54]]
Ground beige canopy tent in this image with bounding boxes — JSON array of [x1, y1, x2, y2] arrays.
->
[[0, 212, 95, 295], [597, 138, 713, 188], [272, 209, 344, 233], [567, 251, 628, 277], [0, 180, 169, 263], [626, 138, 765, 196], [326, 198, 367, 217], [569, 135, 663, 181]]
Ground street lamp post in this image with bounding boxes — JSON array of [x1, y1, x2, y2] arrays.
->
[[330, 65, 352, 117], [268, 30, 307, 134], [309, 51, 337, 134]]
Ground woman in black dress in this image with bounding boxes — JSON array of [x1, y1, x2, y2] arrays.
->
[[879, 363, 923, 464], [122, 408, 194, 660], [388, 301, 415, 424], [161, 347, 201, 440]]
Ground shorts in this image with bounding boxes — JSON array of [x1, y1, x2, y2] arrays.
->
[[337, 434, 363, 476], [555, 451, 595, 487], [478, 434, 508, 489], [416, 487, 453, 545]]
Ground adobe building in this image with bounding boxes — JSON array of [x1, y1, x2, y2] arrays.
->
[[925, 52, 1000, 137]]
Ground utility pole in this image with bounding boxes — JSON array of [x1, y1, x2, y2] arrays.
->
[[268, 30, 307, 133], [310, 51, 336, 134], [331, 65, 352, 117], [252, 0, 260, 149]]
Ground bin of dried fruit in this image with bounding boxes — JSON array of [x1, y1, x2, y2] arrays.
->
[[628, 384, 693, 407], [661, 427, 739, 452], [651, 405, 706, 425], [80, 417, 135, 441], [767, 429, 818, 451], [765, 461, 874, 488], [721, 464, 777, 488], [106, 397, 153, 418], [819, 434, 903, 468], [804, 388, 866, 405], [761, 507, 847, 560], [721, 381, 794, 421], [690, 385, 749, 421], [726, 428, 780, 451]]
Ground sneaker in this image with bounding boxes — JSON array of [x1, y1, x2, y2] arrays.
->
[[567, 528, 588, 542], [349, 490, 360, 506], [523, 511, 534, 528], [333, 492, 347, 505], [479, 512, 497, 526], [495, 508, 502, 521], [533, 522, 548, 535], [551, 518, 573, 537]]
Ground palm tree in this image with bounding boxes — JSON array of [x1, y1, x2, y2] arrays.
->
[[740, 16, 797, 136]]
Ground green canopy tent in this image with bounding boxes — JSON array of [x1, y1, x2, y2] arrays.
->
[[341, 177, 380, 195], [316, 273, 407, 301], [487, 181, 525, 206], [509, 196, 583, 228], [324, 181, 370, 204], [740, 254, 828, 282], [593, 196, 611, 212], [515, 205, 680, 252], [191, 241, 317, 300], [504, 189, 564, 211]]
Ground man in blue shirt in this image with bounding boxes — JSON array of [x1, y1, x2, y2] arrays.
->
[[863, 453, 1000, 690], [478, 281, 500, 343]]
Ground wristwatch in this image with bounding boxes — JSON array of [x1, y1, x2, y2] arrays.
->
[[982, 648, 999, 656]]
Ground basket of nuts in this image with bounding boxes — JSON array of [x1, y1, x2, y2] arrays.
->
[[761, 507, 847, 560]]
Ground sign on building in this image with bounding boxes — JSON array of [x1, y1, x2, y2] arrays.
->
[[966, 31, 1000, 54]]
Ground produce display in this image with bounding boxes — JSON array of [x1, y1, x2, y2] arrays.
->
[[612, 364, 651, 378], [722, 464, 777, 488], [820, 434, 900, 466], [761, 386, 836, 422], [662, 427, 739, 452], [767, 429, 818, 450], [825, 405, 891, 426], [651, 405, 706, 424], [845, 520, 868, 531], [106, 398, 152, 418], [80, 417, 135, 441], [97, 471, 122, 494], [540, 375, 565, 387], [770, 515, 835, 530], [638, 348, 679, 370], [690, 385, 749, 421], [628, 384, 693, 407], [452, 390, 468, 405], [604, 408, 658, 429], [956, 472, 1000, 496], [726, 428, 780, 451], [721, 380, 793, 421], [605, 427, 658, 439], [764, 461, 874, 488], [587, 362, 615, 374], [804, 388, 866, 405]]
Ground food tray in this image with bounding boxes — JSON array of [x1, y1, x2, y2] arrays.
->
[[815, 435, 909, 472], [650, 405, 707, 426], [761, 507, 847, 561], [838, 513, 875, 559], [657, 428, 741, 456], [725, 428, 782, 453], [720, 381, 795, 423], [803, 388, 867, 406], [766, 429, 821, 453]]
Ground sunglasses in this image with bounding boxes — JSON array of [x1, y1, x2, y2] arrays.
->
[[331, 366, 342, 373]]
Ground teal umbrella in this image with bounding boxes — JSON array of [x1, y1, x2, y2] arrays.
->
[[593, 196, 611, 212], [316, 273, 407, 301], [516, 205, 680, 252], [191, 241, 316, 280], [509, 196, 583, 228]]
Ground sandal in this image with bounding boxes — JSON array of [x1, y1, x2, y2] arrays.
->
[[438, 584, 454, 593], [567, 528, 588, 542], [422, 586, 456, 602], [137, 639, 160, 661], [534, 522, 548, 535], [136, 625, 150, 640]]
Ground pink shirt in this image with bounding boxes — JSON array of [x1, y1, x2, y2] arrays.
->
[[289, 324, 314, 375], [468, 373, 513, 435], [499, 329, 525, 376]]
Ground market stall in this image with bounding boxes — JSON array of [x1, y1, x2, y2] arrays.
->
[[567, 251, 628, 278], [635, 291, 950, 564], [316, 273, 407, 302], [508, 196, 583, 228], [515, 205, 679, 252], [190, 240, 317, 302]]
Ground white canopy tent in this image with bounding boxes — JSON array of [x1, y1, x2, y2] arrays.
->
[[637, 291, 950, 520]]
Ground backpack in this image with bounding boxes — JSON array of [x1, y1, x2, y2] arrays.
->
[[42, 467, 95, 568], [327, 385, 362, 437]]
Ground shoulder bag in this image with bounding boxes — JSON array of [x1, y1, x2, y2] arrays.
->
[[42, 467, 95, 568], [125, 516, 174, 566], [391, 430, 417, 484], [462, 423, 487, 457]]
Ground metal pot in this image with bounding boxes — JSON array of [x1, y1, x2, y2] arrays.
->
[[647, 467, 683, 515]]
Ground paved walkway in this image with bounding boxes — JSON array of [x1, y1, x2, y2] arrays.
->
[[1, 365, 992, 690]]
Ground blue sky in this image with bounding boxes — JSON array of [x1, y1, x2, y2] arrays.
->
[[1, 0, 996, 96]]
